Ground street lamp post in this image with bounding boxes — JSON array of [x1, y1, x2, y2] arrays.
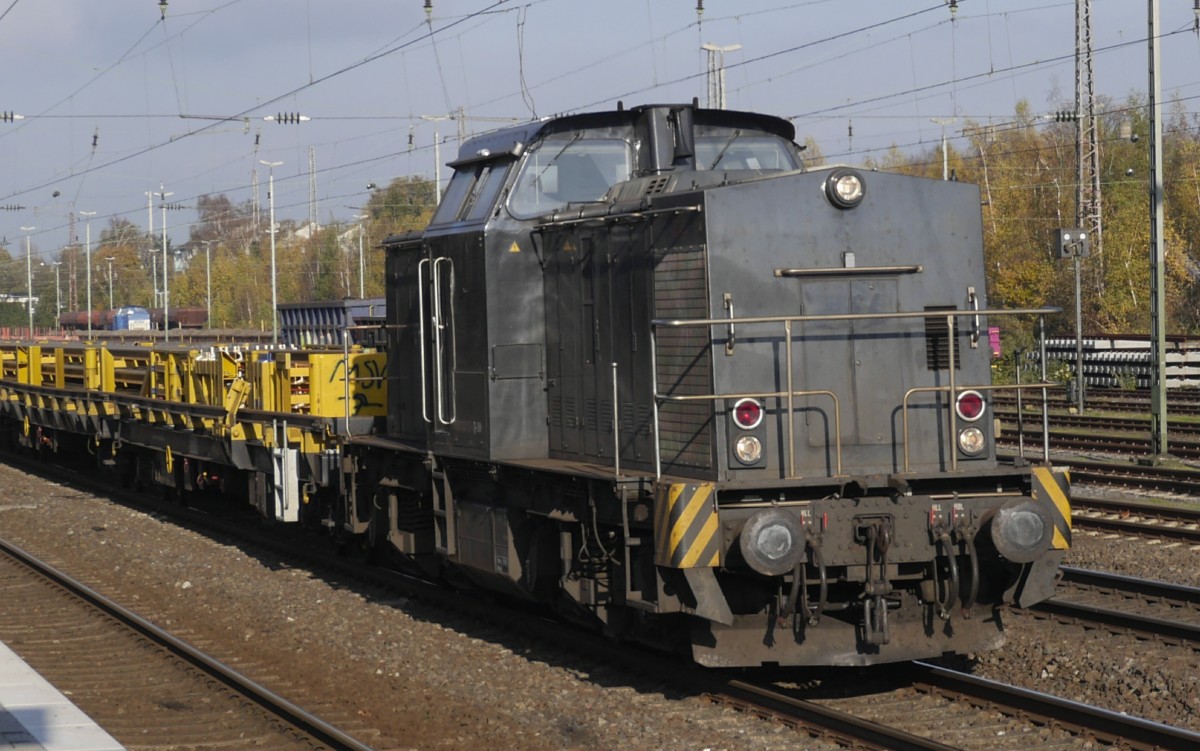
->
[[80, 210, 96, 335], [20, 226, 34, 335], [158, 185, 174, 341], [701, 43, 741, 109], [353, 214, 367, 298], [43, 262, 62, 326], [203, 241, 212, 319], [415, 113, 448, 199], [931, 117, 958, 181], [260, 160, 283, 344], [105, 256, 115, 309]]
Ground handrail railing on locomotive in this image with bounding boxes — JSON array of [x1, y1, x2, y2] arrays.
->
[[903, 309, 1054, 471], [901, 382, 1055, 472], [649, 306, 1061, 480], [416, 258, 457, 428]]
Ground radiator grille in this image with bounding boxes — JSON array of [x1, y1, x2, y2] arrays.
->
[[654, 244, 712, 470], [924, 306, 962, 370]]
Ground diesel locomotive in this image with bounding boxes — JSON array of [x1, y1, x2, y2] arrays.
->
[[0, 103, 1070, 667]]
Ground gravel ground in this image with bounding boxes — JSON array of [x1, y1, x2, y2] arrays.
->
[[0, 463, 832, 751], [2, 463, 1197, 748], [958, 492, 1200, 732]]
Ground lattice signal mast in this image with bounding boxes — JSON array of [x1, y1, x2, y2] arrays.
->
[[1076, 0, 1101, 255]]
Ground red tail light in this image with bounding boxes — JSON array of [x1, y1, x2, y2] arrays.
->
[[956, 390, 985, 421], [732, 398, 764, 429]]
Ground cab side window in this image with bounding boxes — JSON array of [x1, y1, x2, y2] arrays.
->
[[430, 160, 513, 225]]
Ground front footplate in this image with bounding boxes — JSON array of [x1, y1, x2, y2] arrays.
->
[[690, 604, 1007, 668]]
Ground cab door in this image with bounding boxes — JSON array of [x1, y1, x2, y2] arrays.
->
[[417, 247, 459, 451], [417, 158, 511, 456]]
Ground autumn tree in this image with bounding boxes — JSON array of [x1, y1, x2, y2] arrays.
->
[[98, 217, 154, 310], [191, 194, 258, 254]]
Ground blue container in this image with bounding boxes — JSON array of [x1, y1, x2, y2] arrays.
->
[[112, 306, 151, 331]]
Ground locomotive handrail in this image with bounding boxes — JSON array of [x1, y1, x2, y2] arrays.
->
[[417, 256, 461, 427], [773, 264, 923, 277], [417, 259, 432, 424], [536, 202, 703, 228], [433, 257, 457, 427], [657, 388, 841, 477], [901, 382, 1056, 472], [651, 306, 1061, 328], [650, 307, 1060, 480]]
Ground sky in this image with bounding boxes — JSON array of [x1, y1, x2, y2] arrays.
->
[[2, 0, 1199, 259]]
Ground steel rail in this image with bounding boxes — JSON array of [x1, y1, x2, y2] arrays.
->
[[0, 536, 376, 751], [911, 662, 1200, 751], [1070, 501, 1200, 544], [1072, 493, 1200, 525], [1060, 566, 1200, 601], [1021, 456, 1200, 495], [1002, 428, 1200, 460], [1036, 567, 1200, 645], [710, 679, 960, 751]]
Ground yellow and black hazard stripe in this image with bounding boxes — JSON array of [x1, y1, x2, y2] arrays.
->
[[653, 482, 721, 568], [1032, 466, 1071, 550]]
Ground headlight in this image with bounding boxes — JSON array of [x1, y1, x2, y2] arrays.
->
[[990, 499, 1053, 563], [824, 168, 865, 209], [733, 435, 762, 465], [958, 426, 986, 455], [739, 508, 804, 576]]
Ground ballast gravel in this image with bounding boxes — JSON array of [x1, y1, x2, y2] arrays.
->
[[1, 463, 1197, 747]]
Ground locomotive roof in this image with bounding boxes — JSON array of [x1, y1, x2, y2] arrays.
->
[[451, 104, 797, 165]]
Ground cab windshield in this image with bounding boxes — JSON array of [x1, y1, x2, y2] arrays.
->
[[695, 126, 799, 171], [508, 130, 633, 218]]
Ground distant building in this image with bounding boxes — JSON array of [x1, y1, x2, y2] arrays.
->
[[0, 292, 38, 309]]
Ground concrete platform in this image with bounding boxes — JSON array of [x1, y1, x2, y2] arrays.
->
[[0, 642, 124, 751]]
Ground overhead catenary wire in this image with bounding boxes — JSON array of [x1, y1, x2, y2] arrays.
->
[[6, 0, 1200, 259], [0, 0, 23, 26], [0, 1, 1107, 215], [0, 1, 516, 214]]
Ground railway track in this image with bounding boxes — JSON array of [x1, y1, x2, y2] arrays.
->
[[906, 662, 1199, 751], [4, 449, 1199, 750], [994, 390, 1200, 417], [1070, 492, 1200, 543], [1002, 427, 1200, 459], [1035, 566, 1200, 646], [709, 661, 1200, 751], [0, 535, 377, 751], [996, 408, 1200, 437], [1038, 457, 1200, 495]]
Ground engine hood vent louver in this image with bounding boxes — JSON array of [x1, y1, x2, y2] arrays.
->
[[644, 175, 672, 196]]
